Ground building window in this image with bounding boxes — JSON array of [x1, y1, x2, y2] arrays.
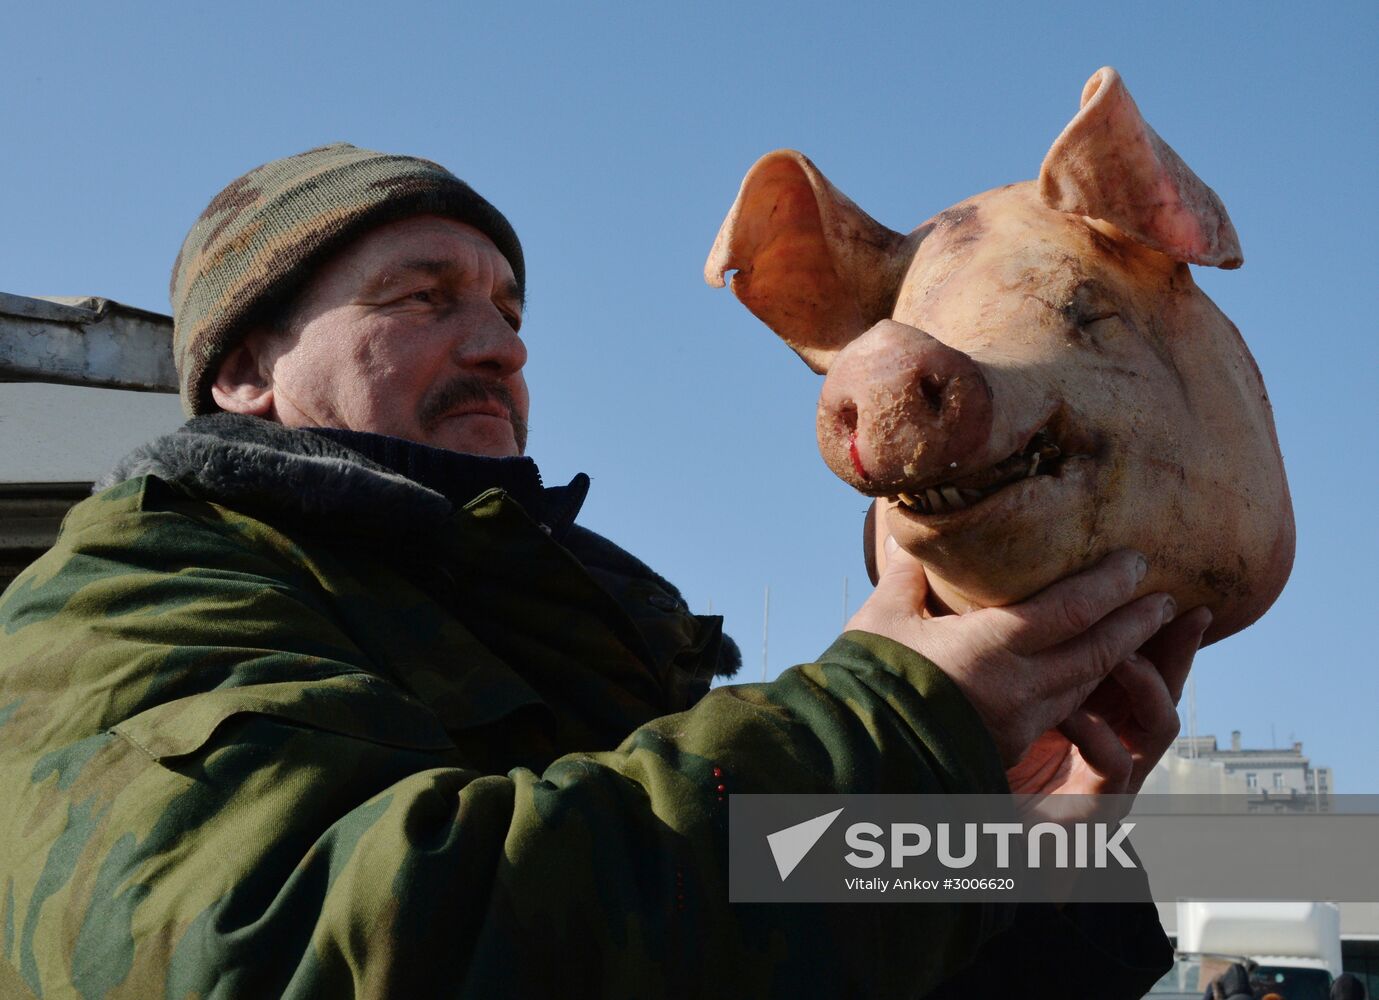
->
[[1273, 772, 1285, 790], [1246, 773, 1258, 789]]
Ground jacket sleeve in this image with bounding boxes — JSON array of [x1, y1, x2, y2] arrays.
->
[[0, 488, 1015, 1000]]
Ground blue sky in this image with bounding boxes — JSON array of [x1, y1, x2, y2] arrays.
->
[[2, 2, 1375, 788]]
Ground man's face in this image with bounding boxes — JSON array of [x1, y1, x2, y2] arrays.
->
[[250, 214, 529, 457]]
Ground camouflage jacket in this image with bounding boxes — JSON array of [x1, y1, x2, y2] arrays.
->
[[0, 416, 1166, 998]]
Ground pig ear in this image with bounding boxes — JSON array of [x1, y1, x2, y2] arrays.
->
[[1039, 67, 1243, 269], [705, 150, 909, 373]]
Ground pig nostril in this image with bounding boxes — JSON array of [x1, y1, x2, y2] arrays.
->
[[838, 400, 859, 434], [919, 374, 946, 414]]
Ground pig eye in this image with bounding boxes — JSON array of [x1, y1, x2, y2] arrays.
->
[[1064, 279, 1119, 329], [1067, 310, 1122, 348]]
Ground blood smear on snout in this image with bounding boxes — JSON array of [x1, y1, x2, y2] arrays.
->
[[849, 434, 870, 482]]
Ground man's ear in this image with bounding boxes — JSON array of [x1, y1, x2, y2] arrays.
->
[[209, 333, 276, 416], [863, 500, 881, 586]]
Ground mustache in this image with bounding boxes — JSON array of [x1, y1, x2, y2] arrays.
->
[[419, 375, 528, 453]]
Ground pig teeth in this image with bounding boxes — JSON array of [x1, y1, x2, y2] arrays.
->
[[897, 486, 982, 515], [897, 491, 931, 514], [893, 422, 1069, 517]]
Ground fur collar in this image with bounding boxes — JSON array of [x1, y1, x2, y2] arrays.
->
[[98, 414, 740, 677], [98, 413, 456, 526]]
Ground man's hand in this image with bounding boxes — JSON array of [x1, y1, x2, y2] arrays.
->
[[1007, 605, 1211, 795], [846, 541, 1186, 769]]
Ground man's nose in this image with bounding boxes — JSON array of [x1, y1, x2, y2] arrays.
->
[[450, 308, 527, 377]]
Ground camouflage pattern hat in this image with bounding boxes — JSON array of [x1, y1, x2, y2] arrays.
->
[[170, 142, 524, 416]]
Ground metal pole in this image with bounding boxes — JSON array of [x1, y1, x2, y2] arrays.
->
[[762, 585, 770, 683]]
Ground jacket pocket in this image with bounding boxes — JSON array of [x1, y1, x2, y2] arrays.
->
[[112, 673, 456, 763]]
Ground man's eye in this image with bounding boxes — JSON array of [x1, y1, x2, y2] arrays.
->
[[408, 290, 435, 304], [503, 312, 522, 332]]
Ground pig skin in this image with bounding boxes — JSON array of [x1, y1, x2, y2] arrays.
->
[[706, 68, 1293, 645]]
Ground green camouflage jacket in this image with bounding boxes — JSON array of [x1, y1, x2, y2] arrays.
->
[[0, 416, 1166, 998]]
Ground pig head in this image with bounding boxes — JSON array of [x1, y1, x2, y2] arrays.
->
[[705, 67, 1293, 644]]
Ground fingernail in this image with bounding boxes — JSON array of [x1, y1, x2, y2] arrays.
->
[[1134, 553, 1149, 582], [885, 535, 899, 555], [1162, 597, 1177, 624]]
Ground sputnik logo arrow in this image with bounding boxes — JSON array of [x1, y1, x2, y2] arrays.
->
[[766, 807, 845, 881]]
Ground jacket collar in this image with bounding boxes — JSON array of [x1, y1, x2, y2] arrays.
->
[[302, 426, 587, 540], [98, 413, 741, 682], [97, 413, 588, 536]]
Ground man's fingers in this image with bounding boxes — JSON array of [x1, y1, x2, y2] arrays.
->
[[1110, 655, 1181, 746], [1037, 591, 1176, 703], [1059, 710, 1132, 792], [869, 538, 929, 612], [845, 536, 930, 634], [1136, 606, 1212, 705], [981, 550, 1148, 655], [1108, 655, 1182, 792]]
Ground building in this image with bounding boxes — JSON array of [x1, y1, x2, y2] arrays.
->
[[1147, 733, 1377, 993], [1, 291, 180, 593], [0, 483, 91, 592], [1173, 731, 1333, 801]]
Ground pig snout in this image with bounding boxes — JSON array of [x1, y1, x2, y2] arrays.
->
[[817, 320, 994, 493]]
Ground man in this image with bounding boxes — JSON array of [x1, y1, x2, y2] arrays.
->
[[0, 144, 1205, 997]]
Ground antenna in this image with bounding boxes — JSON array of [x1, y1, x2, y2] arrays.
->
[[761, 585, 771, 683], [1187, 674, 1198, 758]]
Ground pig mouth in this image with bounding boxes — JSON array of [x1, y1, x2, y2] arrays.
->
[[891, 420, 1086, 517]]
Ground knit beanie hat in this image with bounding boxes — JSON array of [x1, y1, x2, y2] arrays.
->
[[170, 142, 524, 416]]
